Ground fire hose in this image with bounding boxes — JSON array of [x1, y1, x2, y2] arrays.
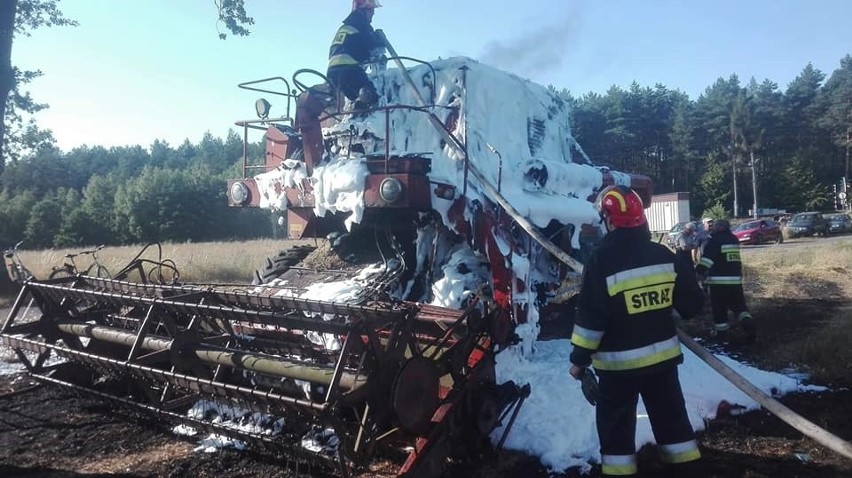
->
[[382, 33, 852, 461], [677, 329, 852, 460]]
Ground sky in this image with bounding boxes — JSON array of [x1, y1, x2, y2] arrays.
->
[[13, 0, 852, 152]]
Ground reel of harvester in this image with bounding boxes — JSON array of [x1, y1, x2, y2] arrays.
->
[[0, 272, 529, 476]]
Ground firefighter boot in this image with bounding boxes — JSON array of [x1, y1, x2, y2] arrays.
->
[[709, 325, 728, 342], [739, 314, 757, 342], [352, 87, 378, 112]]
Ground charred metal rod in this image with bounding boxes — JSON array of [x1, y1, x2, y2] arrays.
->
[[4, 334, 327, 412], [57, 322, 172, 349], [55, 322, 368, 390]]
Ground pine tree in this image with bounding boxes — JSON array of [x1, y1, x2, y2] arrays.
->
[[820, 55, 852, 185]]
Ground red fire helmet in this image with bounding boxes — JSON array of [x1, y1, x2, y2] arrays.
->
[[594, 185, 647, 228]]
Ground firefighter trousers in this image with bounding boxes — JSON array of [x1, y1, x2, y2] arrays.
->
[[708, 284, 751, 331], [596, 366, 701, 477]]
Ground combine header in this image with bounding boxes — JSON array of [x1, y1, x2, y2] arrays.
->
[[2, 273, 527, 476], [2, 48, 650, 476]]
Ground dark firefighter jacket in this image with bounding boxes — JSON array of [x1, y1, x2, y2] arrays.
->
[[570, 226, 704, 375], [695, 229, 742, 285], [328, 11, 382, 71]]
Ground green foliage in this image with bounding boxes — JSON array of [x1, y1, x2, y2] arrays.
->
[[0, 129, 271, 248], [0, 12, 849, 249], [215, 0, 254, 39], [14, 0, 78, 36], [700, 203, 729, 222], [780, 155, 832, 211], [693, 154, 731, 213], [24, 193, 61, 248], [0, 0, 274, 251], [0, 188, 36, 247], [819, 55, 852, 181], [3, 0, 78, 167], [568, 57, 851, 217]]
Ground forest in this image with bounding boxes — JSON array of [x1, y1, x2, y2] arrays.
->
[[0, 4, 850, 249], [0, 54, 850, 249], [0, 52, 849, 249], [559, 55, 852, 220]]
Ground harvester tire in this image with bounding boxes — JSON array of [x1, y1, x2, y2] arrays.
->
[[252, 245, 316, 285]]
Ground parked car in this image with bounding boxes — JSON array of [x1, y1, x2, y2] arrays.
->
[[665, 220, 703, 249], [732, 219, 783, 245], [827, 213, 852, 235], [785, 212, 829, 238]]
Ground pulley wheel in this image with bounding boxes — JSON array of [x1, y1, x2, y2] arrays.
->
[[392, 357, 441, 436]]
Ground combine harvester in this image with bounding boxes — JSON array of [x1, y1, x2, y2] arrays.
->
[[1, 49, 660, 475]]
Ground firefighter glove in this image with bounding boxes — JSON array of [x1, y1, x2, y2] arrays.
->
[[580, 368, 599, 407]]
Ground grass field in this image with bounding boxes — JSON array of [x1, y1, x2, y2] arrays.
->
[[8, 239, 315, 285], [726, 239, 852, 384], [3, 237, 851, 383]]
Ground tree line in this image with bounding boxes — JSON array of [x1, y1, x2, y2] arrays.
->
[[561, 54, 852, 218], [0, 132, 273, 249], [1, 2, 850, 249], [0, 55, 850, 249]]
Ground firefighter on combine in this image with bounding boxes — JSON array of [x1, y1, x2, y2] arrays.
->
[[568, 185, 705, 477], [327, 0, 387, 111], [696, 218, 757, 342]]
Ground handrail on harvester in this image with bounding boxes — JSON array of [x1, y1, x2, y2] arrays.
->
[[381, 35, 586, 275], [383, 34, 852, 462]]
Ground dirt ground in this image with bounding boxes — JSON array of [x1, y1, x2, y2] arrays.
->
[[2, 247, 852, 477]]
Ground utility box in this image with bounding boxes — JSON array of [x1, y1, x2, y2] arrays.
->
[[645, 192, 690, 232]]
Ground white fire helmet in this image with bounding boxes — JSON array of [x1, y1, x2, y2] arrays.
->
[[352, 0, 382, 11]]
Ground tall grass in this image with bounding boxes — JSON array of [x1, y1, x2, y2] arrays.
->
[[12, 239, 316, 284], [7, 237, 852, 291], [744, 239, 852, 272], [3, 237, 852, 383], [738, 238, 852, 384]]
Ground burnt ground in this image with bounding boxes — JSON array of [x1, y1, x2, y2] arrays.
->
[[2, 277, 852, 477]]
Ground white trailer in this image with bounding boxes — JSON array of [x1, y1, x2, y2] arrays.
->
[[645, 192, 690, 232]]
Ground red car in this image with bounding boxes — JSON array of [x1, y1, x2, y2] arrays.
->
[[732, 219, 784, 245]]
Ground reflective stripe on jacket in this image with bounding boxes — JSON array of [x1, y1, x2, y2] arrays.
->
[[328, 25, 361, 67], [327, 11, 381, 72], [696, 230, 742, 286], [570, 226, 704, 375]]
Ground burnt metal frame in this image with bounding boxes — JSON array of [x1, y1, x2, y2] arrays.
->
[[0, 275, 525, 476]]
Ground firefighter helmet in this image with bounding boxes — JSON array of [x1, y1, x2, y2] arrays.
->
[[594, 185, 647, 228], [352, 0, 382, 10]]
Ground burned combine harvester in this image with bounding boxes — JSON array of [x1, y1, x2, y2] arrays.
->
[[1, 56, 651, 477]]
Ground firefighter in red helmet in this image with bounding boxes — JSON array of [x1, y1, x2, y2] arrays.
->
[[327, 0, 386, 110], [569, 185, 705, 477]]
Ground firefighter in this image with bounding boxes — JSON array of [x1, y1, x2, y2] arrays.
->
[[696, 219, 757, 341], [675, 221, 698, 266], [569, 185, 705, 477], [697, 217, 713, 257], [327, 0, 386, 111]]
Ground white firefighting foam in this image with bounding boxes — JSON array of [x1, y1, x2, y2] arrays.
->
[[253, 57, 604, 244], [240, 57, 828, 472]]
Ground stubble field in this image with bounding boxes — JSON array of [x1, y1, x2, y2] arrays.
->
[[1, 236, 851, 477]]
